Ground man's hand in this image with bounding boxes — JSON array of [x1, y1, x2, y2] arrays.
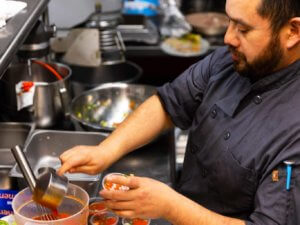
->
[[100, 175, 176, 219], [58, 145, 111, 175], [100, 175, 246, 225]]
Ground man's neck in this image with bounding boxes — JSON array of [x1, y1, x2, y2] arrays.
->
[[276, 47, 300, 72]]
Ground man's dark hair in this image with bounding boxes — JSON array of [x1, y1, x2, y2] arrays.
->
[[257, 0, 300, 32]]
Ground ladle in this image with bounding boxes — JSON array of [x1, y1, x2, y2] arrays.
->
[[11, 145, 69, 210]]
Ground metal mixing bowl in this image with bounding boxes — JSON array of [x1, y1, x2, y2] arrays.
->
[[70, 83, 157, 132]]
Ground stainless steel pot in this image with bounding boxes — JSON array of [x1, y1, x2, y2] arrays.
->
[[68, 61, 142, 97], [0, 62, 71, 128], [70, 83, 156, 132]]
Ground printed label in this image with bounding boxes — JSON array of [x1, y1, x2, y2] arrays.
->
[[0, 190, 19, 218]]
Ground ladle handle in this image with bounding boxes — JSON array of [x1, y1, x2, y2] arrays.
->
[[11, 145, 36, 192]]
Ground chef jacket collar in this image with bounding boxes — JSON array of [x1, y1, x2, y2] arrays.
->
[[250, 59, 300, 92], [216, 59, 300, 117]]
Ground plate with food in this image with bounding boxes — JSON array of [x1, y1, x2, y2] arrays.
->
[[160, 33, 210, 57]]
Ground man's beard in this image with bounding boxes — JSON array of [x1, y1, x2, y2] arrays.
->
[[229, 34, 283, 81]]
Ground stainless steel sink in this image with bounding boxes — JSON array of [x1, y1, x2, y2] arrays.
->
[[10, 130, 107, 197], [0, 122, 34, 190], [0, 122, 34, 169]]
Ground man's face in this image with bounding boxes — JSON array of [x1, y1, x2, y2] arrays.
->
[[224, 0, 284, 79]]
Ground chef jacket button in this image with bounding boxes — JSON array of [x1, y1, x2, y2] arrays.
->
[[191, 146, 196, 154], [202, 168, 208, 178], [253, 95, 262, 104], [224, 131, 231, 140], [210, 109, 217, 118]]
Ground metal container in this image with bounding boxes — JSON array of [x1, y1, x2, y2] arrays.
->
[[0, 62, 72, 128], [10, 130, 107, 197], [69, 61, 142, 97], [70, 83, 156, 132]]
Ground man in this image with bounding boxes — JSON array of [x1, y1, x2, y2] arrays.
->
[[58, 0, 300, 224]]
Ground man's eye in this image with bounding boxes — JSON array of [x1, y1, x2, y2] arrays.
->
[[237, 27, 249, 34]]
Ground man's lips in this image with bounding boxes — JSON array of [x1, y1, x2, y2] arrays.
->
[[231, 52, 239, 61]]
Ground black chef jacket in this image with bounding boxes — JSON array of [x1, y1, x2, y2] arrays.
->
[[157, 46, 300, 225]]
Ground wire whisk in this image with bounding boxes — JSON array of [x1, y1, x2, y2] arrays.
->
[[35, 204, 58, 221]]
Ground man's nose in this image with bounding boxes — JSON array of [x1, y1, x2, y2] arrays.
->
[[224, 24, 240, 47]]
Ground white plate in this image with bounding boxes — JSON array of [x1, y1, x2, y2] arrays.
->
[[160, 37, 210, 57], [0, 214, 15, 225]]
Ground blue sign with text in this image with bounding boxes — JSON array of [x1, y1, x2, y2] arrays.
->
[[0, 190, 18, 218]]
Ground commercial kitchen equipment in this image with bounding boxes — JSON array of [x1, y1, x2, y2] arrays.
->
[[75, 2, 125, 65], [0, 62, 72, 128], [0, 0, 73, 129]]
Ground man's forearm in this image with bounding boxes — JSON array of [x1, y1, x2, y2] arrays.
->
[[164, 191, 246, 225], [98, 94, 174, 162]]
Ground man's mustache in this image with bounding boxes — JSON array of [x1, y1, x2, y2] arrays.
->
[[229, 46, 246, 60]]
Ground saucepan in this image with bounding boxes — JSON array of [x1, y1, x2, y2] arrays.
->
[[70, 83, 156, 132]]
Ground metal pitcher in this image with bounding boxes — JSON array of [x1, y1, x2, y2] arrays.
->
[[0, 62, 71, 128]]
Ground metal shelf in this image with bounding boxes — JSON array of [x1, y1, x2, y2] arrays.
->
[[0, 0, 49, 78]]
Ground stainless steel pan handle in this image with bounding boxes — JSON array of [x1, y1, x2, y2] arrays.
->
[[11, 145, 36, 192], [58, 82, 71, 117]]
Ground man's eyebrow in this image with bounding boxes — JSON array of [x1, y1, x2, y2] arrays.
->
[[227, 15, 253, 28]]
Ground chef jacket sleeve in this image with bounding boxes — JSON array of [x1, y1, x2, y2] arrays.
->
[[156, 48, 228, 130], [246, 165, 300, 225]]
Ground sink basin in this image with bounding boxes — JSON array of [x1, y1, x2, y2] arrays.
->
[[0, 122, 34, 190], [10, 130, 107, 197], [0, 122, 34, 169]]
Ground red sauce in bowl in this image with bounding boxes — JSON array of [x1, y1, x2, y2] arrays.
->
[[132, 218, 149, 225], [89, 201, 107, 215], [91, 213, 118, 225]]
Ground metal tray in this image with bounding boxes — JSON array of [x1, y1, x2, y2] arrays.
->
[[10, 130, 107, 197]]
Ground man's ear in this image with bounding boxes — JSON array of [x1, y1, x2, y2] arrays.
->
[[286, 17, 300, 49]]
